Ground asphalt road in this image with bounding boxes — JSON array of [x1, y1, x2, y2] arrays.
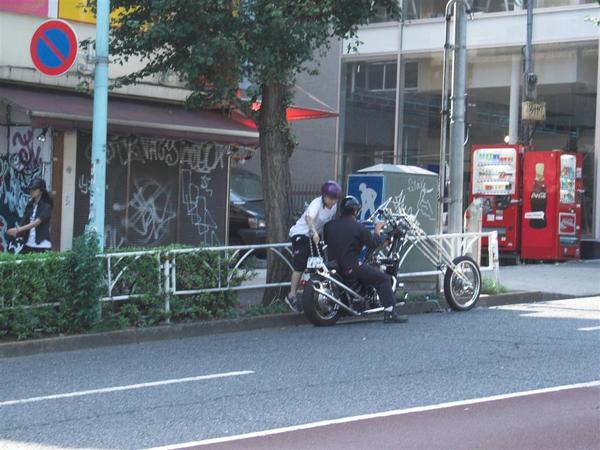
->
[[187, 384, 600, 450], [1, 297, 599, 450]]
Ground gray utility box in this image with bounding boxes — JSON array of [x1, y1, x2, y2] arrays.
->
[[347, 163, 439, 275]]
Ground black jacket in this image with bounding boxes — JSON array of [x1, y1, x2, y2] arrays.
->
[[323, 216, 382, 272], [21, 199, 52, 245]]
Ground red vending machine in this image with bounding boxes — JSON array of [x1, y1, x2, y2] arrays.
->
[[470, 145, 523, 254], [521, 150, 582, 261]]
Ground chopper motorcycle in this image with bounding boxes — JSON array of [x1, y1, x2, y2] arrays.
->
[[301, 199, 482, 326]]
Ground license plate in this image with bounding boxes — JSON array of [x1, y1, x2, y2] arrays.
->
[[306, 257, 324, 269]]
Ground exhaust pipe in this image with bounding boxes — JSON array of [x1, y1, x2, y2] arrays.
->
[[312, 286, 360, 316]]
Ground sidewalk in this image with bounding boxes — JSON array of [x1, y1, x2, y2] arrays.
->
[[499, 259, 600, 297]]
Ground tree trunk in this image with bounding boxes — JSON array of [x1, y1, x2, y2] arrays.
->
[[258, 81, 294, 306]]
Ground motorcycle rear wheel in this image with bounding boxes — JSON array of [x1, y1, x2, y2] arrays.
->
[[302, 280, 341, 326]]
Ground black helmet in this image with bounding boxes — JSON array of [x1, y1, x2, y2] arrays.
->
[[341, 195, 361, 216], [28, 178, 47, 191]]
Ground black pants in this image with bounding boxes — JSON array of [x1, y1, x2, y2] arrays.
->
[[354, 264, 395, 308], [291, 235, 321, 272]]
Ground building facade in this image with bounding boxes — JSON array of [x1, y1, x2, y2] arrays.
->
[[0, 2, 259, 251], [336, 0, 600, 254]]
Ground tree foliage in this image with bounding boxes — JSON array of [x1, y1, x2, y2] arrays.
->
[[89, 0, 400, 304], [103, 0, 400, 109]]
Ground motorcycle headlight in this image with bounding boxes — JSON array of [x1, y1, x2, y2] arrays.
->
[[248, 217, 266, 229]]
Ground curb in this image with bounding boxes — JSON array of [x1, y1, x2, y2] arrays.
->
[[0, 314, 307, 359], [476, 291, 577, 308], [0, 291, 580, 359]]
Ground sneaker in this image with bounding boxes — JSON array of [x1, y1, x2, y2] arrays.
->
[[284, 295, 299, 313], [383, 307, 408, 324]]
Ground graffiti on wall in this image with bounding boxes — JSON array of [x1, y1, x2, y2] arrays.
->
[[103, 137, 226, 174], [74, 134, 229, 248], [112, 178, 178, 245], [0, 127, 52, 252], [181, 168, 220, 246], [390, 177, 436, 223]]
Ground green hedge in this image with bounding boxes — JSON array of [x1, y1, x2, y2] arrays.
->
[[0, 235, 252, 340]]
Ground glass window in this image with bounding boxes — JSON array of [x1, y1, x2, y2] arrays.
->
[[404, 61, 419, 89], [398, 41, 597, 236], [368, 64, 385, 90], [369, 3, 400, 23], [471, 0, 597, 14], [354, 63, 366, 90], [404, 0, 446, 20], [340, 59, 398, 184], [385, 62, 398, 90], [535, 0, 597, 7], [471, 0, 526, 13], [406, 0, 595, 19], [230, 169, 263, 201]]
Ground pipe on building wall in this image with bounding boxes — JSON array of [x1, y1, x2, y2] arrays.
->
[[438, 0, 457, 236], [508, 54, 521, 144]]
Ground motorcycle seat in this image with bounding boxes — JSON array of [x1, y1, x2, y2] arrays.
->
[[325, 260, 339, 271]]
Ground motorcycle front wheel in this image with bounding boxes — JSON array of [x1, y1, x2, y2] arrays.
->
[[443, 256, 481, 311], [302, 279, 341, 326]]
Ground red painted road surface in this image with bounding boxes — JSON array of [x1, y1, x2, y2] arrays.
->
[[167, 386, 600, 450]]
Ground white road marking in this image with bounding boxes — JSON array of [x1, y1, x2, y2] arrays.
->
[[0, 370, 254, 407], [147, 380, 600, 449], [578, 325, 600, 331]]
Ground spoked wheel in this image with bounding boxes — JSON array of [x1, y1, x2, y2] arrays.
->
[[302, 279, 341, 326], [443, 256, 481, 311]]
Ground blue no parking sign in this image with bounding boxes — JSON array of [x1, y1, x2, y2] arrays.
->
[[30, 19, 79, 77]]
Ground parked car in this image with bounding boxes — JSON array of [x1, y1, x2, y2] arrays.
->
[[229, 168, 267, 246]]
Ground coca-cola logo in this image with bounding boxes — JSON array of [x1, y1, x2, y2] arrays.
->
[[559, 214, 576, 235], [561, 217, 575, 228], [531, 192, 546, 200]]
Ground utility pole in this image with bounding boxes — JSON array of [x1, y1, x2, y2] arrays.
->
[[89, 0, 110, 248], [447, 0, 469, 234]]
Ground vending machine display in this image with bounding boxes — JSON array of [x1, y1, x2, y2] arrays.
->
[[521, 151, 582, 261], [470, 145, 523, 253]]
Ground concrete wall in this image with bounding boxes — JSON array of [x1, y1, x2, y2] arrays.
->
[[0, 11, 189, 101]]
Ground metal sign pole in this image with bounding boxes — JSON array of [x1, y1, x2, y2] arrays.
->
[[447, 0, 468, 235], [89, 0, 110, 249]]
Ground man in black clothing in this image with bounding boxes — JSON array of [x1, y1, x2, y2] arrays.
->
[[323, 196, 407, 324]]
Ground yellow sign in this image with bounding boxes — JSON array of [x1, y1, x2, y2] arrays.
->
[[58, 0, 122, 24]]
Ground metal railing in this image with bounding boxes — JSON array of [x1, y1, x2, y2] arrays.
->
[[395, 230, 500, 283], [166, 243, 294, 296], [99, 243, 295, 303], [1, 232, 499, 311], [98, 249, 162, 302]]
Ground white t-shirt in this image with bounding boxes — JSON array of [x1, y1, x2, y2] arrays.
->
[[26, 204, 52, 249], [289, 196, 337, 238]]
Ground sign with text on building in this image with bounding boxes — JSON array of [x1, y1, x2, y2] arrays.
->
[[522, 101, 546, 122], [59, 0, 123, 24], [0, 1, 48, 17], [30, 19, 78, 76]]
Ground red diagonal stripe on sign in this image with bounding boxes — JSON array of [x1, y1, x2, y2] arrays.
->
[[40, 32, 68, 65]]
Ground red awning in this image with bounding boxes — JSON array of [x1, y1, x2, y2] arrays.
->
[[231, 102, 338, 130], [285, 105, 338, 121], [0, 84, 260, 146]]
